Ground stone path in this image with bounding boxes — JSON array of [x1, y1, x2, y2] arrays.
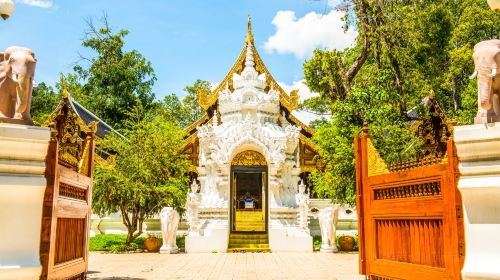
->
[[88, 252, 364, 280]]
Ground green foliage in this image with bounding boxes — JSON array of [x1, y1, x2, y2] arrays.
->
[[313, 235, 322, 251], [182, 79, 211, 122], [89, 234, 145, 252], [92, 106, 190, 244], [31, 82, 60, 124], [312, 234, 359, 251], [159, 79, 212, 127], [310, 72, 419, 205], [89, 234, 186, 252], [63, 16, 156, 128], [304, 0, 500, 205], [176, 235, 186, 249]]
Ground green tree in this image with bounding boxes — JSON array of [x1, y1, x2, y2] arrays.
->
[[303, 0, 500, 205], [31, 82, 60, 124], [64, 16, 156, 128], [182, 79, 211, 123], [92, 106, 190, 245], [159, 79, 212, 127]]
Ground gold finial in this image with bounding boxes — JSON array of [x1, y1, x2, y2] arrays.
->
[[60, 74, 69, 99], [245, 15, 254, 44], [429, 89, 436, 100], [88, 121, 98, 133]]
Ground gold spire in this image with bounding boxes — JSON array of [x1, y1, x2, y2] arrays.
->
[[245, 15, 254, 44], [60, 74, 69, 99]]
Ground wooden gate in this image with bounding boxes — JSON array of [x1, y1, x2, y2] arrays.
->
[[355, 126, 464, 279], [40, 91, 96, 279]]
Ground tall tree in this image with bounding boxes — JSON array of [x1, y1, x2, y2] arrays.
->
[[159, 79, 212, 127], [31, 82, 60, 124], [65, 16, 156, 128], [303, 0, 500, 205], [182, 79, 211, 123], [92, 106, 190, 244]]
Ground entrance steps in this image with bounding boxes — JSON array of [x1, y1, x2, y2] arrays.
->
[[228, 233, 270, 253], [234, 211, 265, 231]]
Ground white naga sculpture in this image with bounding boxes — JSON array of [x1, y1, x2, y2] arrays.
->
[[318, 206, 340, 253], [295, 180, 310, 232], [159, 207, 180, 254], [186, 180, 201, 234], [0, 46, 36, 124]]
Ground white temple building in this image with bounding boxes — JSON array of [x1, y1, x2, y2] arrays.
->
[[181, 17, 323, 253]]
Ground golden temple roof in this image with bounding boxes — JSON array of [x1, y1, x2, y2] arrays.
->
[[197, 16, 300, 113]]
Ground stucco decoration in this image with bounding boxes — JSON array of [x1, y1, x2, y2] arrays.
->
[[318, 206, 340, 253], [0, 46, 36, 124], [196, 42, 302, 210], [470, 39, 500, 124], [159, 207, 179, 254]]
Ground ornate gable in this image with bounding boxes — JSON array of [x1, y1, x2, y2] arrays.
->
[[182, 16, 320, 174]]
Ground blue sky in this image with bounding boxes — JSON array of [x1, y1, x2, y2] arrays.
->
[[0, 0, 355, 122]]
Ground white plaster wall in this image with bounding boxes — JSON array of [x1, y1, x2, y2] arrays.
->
[[455, 123, 500, 279], [0, 124, 50, 280]]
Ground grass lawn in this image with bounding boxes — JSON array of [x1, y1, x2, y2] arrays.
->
[[90, 234, 186, 252], [90, 234, 185, 252]]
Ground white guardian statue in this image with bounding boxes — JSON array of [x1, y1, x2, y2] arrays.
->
[[318, 206, 340, 253], [295, 180, 310, 232], [186, 180, 201, 235], [159, 207, 180, 254]]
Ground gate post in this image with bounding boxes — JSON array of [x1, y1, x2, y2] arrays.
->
[[355, 122, 369, 275]]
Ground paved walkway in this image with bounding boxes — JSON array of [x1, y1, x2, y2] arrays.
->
[[88, 252, 363, 280]]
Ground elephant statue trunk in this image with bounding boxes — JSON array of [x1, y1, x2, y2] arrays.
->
[[0, 46, 36, 125]]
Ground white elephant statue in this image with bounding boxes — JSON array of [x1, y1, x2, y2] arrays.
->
[[318, 206, 339, 253], [0, 46, 36, 124], [470, 39, 500, 124], [159, 207, 180, 254]]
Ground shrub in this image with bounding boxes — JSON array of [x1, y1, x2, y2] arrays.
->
[[89, 234, 145, 252], [90, 234, 186, 252], [313, 236, 322, 251]]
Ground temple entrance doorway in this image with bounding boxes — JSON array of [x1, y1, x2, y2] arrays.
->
[[231, 170, 267, 232], [228, 150, 270, 252]]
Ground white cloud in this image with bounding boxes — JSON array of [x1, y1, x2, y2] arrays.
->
[[264, 9, 356, 58], [278, 80, 328, 125], [16, 0, 53, 8], [278, 79, 318, 103]]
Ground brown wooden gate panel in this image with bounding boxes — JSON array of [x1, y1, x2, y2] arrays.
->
[[40, 92, 96, 280], [355, 127, 464, 280]]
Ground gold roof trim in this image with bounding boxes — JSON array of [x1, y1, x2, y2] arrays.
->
[[185, 114, 209, 133], [367, 137, 389, 177], [289, 113, 316, 137], [299, 134, 317, 150], [44, 80, 95, 175], [182, 131, 198, 148], [198, 17, 299, 112]]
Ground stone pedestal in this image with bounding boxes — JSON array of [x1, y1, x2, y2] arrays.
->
[[0, 124, 50, 280], [320, 245, 338, 253], [185, 208, 229, 253], [159, 245, 179, 254], [454, 123, 500, 280]]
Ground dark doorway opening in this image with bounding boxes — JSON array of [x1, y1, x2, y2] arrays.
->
[[230, 166, 267, 233]]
